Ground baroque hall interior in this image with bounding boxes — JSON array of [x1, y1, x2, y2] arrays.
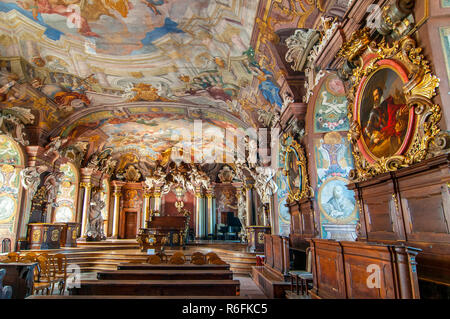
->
[[0, 0, 449, 301]]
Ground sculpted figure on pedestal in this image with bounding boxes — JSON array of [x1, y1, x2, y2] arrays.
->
[[86, 190, 106, 241]]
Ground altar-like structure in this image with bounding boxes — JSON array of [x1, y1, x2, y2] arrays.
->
[[137, 213, 190, 251]]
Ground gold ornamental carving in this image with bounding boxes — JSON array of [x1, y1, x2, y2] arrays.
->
[[32, 229, 41, 242], [51, 229, 59, 242], [80, 182, 93, 190], [282, 133, 312, 203], [339, 33, 444, 182]]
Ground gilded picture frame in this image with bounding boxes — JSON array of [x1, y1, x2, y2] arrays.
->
[[282, 134, 312, 202], [339, 31, 443, 181]]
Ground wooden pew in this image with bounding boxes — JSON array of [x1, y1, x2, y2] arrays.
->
[[68, 280, 240, 296], [97, 269, 233, 281], [310, 239, 421, 299], [117, 263, 230, 271]]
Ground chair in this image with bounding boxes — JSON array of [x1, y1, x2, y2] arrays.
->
[[0, 269, 12, 299], [6, 252, 20, 262], [24, 253, 38, 262], [206, 252, 219, 263], [172, 252, 186, 262], [210, 258, 227, 265], [156, 252, 168, 263], [1, 238, 11, 253], [33, 255, 52, 295], [289, 248, 313, 295], [168, 256, 185, 265], [225, 226, 238, 240], [217, 225, 227, 240], [191, 252, 206, 263], [190, 255, 206, 265], [147, 255, 162, 265], [51, 254, 68, 295]]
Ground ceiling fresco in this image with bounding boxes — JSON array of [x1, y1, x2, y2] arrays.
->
[[0, 0, 259, 103], [58, 110, 244, 164]]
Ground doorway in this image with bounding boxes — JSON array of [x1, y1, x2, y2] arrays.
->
[[124, 211, 137, 239]]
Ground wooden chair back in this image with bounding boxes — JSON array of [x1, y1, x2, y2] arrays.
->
[[191, 256, 206, 265], [192, 252, 204, 259], [6, 252, 19, 262], [168, 256, 185, 265], [52, 254, 67, 276], [36, 255, 52, 282], [147, 255, 162, 265], [206, 252, 219, 262], [210, 258, 227, 265]]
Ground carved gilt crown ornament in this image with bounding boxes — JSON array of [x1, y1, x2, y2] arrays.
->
[[338, 31, 446, 182], [282, 133, 312, 202]]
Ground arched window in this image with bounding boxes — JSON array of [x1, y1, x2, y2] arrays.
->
[[0, 135, 24, 247], [53, 163, 79, 223], [100, 178, 110, 235]]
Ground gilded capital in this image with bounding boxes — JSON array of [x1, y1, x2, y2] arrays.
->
[[80, 182, 93, 190]]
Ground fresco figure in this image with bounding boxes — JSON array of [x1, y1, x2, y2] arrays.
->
[[322, 184, 354, 219], [363, 87, 409, 157], [254, 67, 283, 108], [17, 0, 99, 37]]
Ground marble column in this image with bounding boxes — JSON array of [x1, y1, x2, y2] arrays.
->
[[151, 188, 162, 212], [110, 182, 124, 239], [245, 183, 254, 227], [79, 182, 93, 238], [111, 189, 122, 239], [206, 192, 216, 237], [194, 191, 206, 239]]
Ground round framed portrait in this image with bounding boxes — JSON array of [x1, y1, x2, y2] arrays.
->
[[318, 176, 358, 224], [354, 60, 415, 163], [0, 193, 17, 223]]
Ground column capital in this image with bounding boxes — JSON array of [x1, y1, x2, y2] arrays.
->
[[80, 182, 93, 189], [112, 191, 122, 198]]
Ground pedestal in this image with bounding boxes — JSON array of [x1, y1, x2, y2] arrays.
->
[[246, 226, 271, 252], [55, 222, 80, 247], [27, 223, 63, 250]]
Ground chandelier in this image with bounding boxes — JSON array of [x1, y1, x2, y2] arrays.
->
[[173, 184, 186, 212]]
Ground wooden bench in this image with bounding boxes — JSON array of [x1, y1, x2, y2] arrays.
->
[[97, 270, 233, 281], [117, 263, 230, 271], [69, 280, 240, 296]]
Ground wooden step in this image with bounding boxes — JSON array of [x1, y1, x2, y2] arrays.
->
[[97, 270, 234, 281], [69, 280, 240, 296]]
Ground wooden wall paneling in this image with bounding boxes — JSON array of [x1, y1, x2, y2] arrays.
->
[[361, 180, 405, 242], [264, 234, 274, 268], [310, 239, 347, 299], [272, 236, 284, 274], [397, 167, 450, 243], [342, 242, 397, 299]]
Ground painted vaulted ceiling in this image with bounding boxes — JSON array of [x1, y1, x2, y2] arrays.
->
[[0, 0, 338, 166], [0, 0, 257, 98]]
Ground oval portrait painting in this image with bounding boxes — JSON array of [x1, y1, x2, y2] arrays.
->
[[318, 177, 357, 224], [285, 148, 302, 195], [358, 64, 413, 161]]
